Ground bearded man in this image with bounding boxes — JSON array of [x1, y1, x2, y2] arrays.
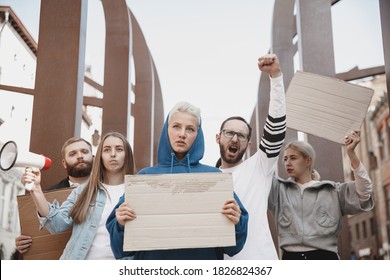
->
[[51, 137, 94, 189], [14, 137, 94, 256], [216, 54, 286, 260]]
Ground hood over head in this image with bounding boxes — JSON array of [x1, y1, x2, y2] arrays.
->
[[157, 115, 204, 167]]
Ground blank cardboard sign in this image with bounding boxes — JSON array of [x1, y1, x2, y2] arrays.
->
[[286, 71, 374, 144], [17, 187, 74, 260], [124, 173, 235, 252]]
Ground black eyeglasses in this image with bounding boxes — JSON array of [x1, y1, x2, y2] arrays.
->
[[220, 129, 249, 141]]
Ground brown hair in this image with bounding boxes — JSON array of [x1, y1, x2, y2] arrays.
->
[[69, 132, 135, 224]]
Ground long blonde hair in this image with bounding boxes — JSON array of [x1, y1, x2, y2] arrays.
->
[[284, 140, 321, 181], [69, 131, 136, 224]]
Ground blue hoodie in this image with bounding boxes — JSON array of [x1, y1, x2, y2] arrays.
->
[[106, 116, 248, 260]]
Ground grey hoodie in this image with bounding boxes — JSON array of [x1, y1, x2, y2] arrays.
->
[[268, 176, 374, 253]]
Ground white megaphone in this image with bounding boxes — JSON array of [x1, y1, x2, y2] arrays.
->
[[0, 140, 52, 190]]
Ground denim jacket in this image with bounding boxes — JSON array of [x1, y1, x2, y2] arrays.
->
[[38, 184, 107, 260]]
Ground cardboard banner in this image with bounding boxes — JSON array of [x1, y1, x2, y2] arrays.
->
[[17, 188, 73, 260], [124, 172, 235, 251], [286, 71, 374, 143]]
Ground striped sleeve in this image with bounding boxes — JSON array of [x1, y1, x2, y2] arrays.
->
[[259, 74, 286, 158], [259, 115, 286, 158]]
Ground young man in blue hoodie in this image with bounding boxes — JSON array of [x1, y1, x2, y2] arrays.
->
[[106, 102, 248, 260]]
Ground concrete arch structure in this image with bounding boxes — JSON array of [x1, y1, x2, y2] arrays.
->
[[130, 9, 164, 171]]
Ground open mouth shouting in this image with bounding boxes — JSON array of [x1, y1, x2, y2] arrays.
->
[[227, 144, 239, 157], [220, 140, 248, 166]]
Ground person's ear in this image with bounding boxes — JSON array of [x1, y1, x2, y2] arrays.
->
[[306, 157, 312, 168], [61, 159, 67, 169], [246, 140, 252, 150], [215, 133, 221, 144]]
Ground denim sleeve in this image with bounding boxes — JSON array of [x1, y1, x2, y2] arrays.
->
[[38, 187, 81, 233], [223, 192, 248, 257], [106, 195, 135, 259]]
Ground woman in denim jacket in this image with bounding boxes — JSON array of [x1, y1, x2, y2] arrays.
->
[[268, 130, 374, 260], [22, 131, 135, 259]]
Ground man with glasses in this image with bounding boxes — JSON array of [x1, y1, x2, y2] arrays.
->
[[216, 54, 286, 260]]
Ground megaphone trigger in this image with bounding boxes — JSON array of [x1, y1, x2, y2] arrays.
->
[[25, 182, 34, 191]]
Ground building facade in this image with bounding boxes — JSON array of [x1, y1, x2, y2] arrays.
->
[[0, 6, 102, 259], [344, 75, 389, 259]]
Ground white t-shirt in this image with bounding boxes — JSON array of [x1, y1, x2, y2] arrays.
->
[[85, 183, 124, 260], [223, 75, 286, 260], [222, 151, 279, 260]]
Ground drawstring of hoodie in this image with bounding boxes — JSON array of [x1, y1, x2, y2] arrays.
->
[[186, 154, 191, 172], [170, 153, 175, 174], [169, 152, 192, 173]]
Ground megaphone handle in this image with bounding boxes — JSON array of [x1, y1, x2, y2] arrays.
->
[[25, 182, 34, 191]]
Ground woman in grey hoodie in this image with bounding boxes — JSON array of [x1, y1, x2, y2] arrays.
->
[[268, 130, 374, 260]]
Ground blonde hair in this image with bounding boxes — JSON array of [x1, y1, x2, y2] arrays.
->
[[285, 140, 321, 180], [69, 132, 135, 224], [168, 101, 201, 125]]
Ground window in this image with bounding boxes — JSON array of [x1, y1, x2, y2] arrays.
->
[[370, 217, 376, 236], [378, 130, 385, 161], [387, 119, 390, 160], [386, 188, 390, 221], [362, 221, 367, 239], [355, 224, 360, 240], [0, 179, 4, 228]]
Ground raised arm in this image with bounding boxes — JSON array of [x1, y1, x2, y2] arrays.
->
[[257, 54, 286, 159], [345, 130, 372, 201], [258, 54, 282, 78], [344, 130, 362, 169]]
